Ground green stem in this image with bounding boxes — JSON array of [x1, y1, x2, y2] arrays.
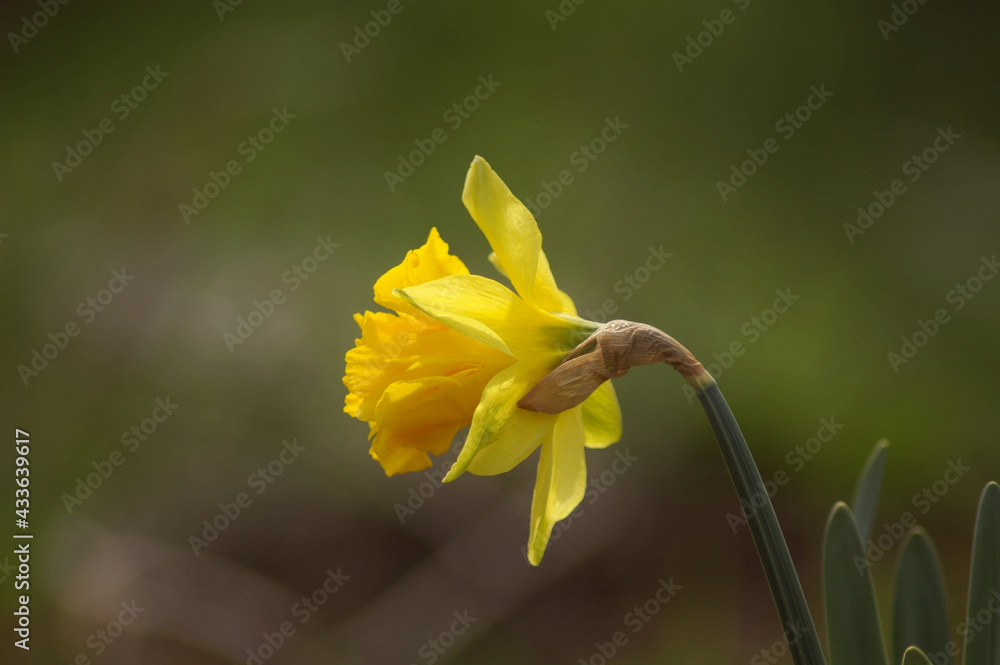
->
[[696, 380, 827, 665]]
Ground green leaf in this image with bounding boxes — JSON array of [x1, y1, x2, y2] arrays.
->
[[902, 646, 935, 665], [893, 528, 951, 665], [824, 502, 889, 665], [852, 440, 889, 545], [963, 482, 1000, 665]]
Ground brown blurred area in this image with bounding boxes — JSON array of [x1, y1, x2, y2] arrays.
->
[[1, 0, 998, 663]]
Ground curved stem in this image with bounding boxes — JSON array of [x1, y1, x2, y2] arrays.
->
[[520, 317, 825, 664], [696, 380, 827, 665]]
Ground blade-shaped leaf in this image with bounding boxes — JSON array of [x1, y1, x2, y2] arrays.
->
[[893, 528, 951, 665], [902, 646, 935, 665], [852, 440, 889, 545], [824, 502, 889, 665], [963, 482, 1000, 665]]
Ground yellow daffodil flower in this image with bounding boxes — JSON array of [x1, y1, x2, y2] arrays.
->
[[345, 156, 623, 564]]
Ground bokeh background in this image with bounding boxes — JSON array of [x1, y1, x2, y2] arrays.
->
[[2, 1, 998, 663]]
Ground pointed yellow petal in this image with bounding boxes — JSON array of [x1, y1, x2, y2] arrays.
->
[[463, 157, 540, 301], [373, 227, 468, 318], [527, 407, 588, 565], [488, 250, 576, 314], [395, 274, 587, 359], [486, 251, 508, 279], [533, 249, 578, 315], [462, 156, 575, 313], [444, 360, 556, 481], [581, 381, 623, 449]]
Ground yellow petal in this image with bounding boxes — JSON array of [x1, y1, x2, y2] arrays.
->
[[369, 375, 478, 476], [343, 311, 427, 420], [463, 156, 575, 313], [581, 381, 623, 449], [527, 407, 588, 565], [395, 274, 588, 360], [344, 391, 363, 418], [444, 360, 557, 481], [487, 251, 508, 279], [533, 249, 578, 315], [373, 227, 468, 318], [370, 446, 431, 476]]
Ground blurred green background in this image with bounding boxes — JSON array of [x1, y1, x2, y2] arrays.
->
[[2, 1, 998, 663]]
